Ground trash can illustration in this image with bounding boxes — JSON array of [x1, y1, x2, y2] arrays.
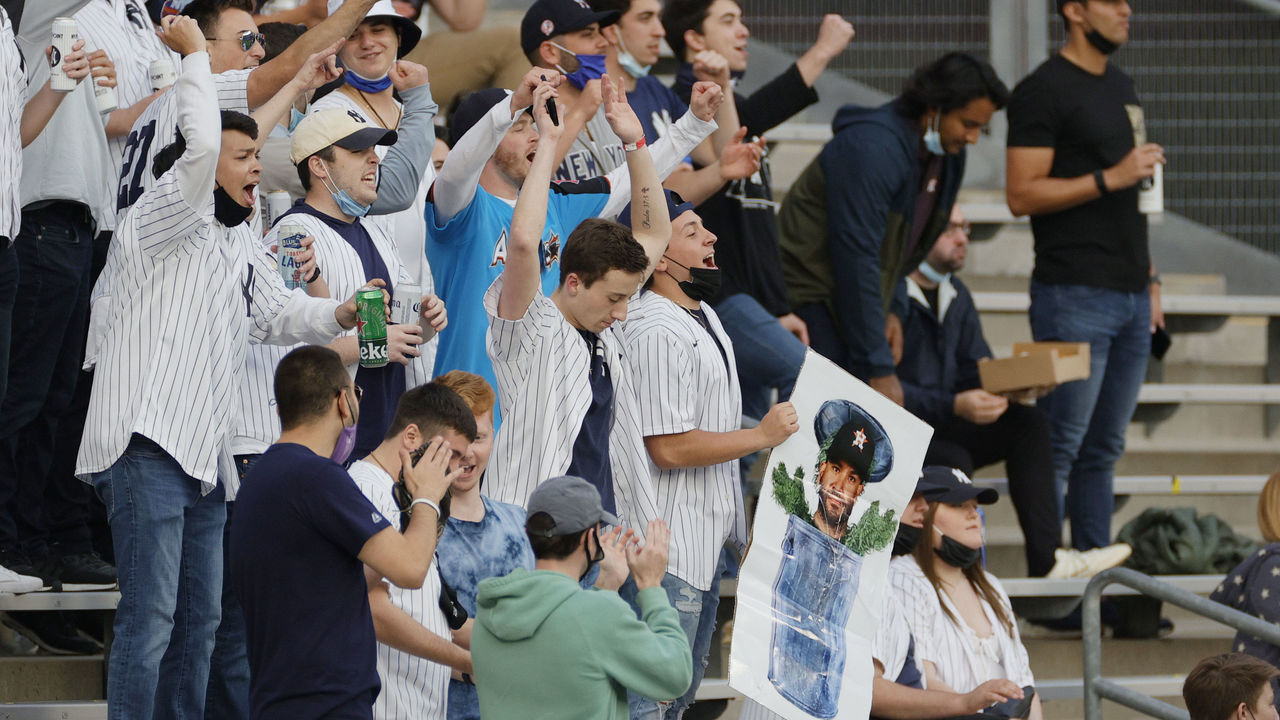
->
[[767, 514, 863, 718]]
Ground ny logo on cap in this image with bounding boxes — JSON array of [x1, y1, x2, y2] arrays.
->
[[571, 0, 591, 8], [347, 110, 368, 124], [851, 428, 867, 451], [952, 468, 972, 485]]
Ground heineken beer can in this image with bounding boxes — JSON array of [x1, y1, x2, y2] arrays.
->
[[149, 58, 176, 91], [357, 288, 389, 368], [276, 222, 307, 290], [50, 18, 78, 92]]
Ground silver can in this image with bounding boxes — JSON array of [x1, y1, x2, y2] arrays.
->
[[276, 222, 308, 291], [49, 18, 78, 92], [94, 81, 117, 114], [262, 190, 292, 230], [1138, 162, 1164, 215], [149, 58, 176, 91], [391, 282, 436, 342]]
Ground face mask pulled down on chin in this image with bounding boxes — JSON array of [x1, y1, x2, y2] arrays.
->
[[933, 526, 982, 569]]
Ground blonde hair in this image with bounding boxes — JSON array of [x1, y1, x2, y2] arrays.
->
[[1257, 471, 1280, 543], [434, 370, 496, 419]]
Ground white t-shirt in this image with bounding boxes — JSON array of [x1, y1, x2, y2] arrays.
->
[[349, 459, 451, 720]]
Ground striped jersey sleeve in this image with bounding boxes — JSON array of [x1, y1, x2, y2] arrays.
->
[[0, 7, 25, 243]]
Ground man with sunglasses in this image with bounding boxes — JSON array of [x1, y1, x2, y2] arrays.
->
[[232, 346, 458, 720], [895, 206, 1064, 580], [347, 381, 477, 720]]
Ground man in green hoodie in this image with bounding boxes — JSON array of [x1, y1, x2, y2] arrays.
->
[[471, 475, 693, 719]]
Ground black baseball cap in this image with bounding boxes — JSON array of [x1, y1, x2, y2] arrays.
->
[[919, 466, 999, 505], [447, 88, 530, 148], [521, 0, 620, 56], [618, 189, 695, 229], [526, 475, 620, 537]]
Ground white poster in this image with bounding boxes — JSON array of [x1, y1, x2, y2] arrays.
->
[[729, 351, 933, 720]]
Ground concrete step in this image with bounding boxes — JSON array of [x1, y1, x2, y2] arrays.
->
[[0, 655, 102, 703]]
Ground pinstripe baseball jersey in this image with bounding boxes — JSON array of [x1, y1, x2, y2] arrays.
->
[[483, 275, 660, 533], [309, 90, 438, 388], [231, 204, 411, 486], [887, 556, 1035, 693], [0, 7, 25, 244], [76, 52, 344, 491], [76, 0, 179, 188], [349, 459, 451, 720], [622, 291, 745, 592]]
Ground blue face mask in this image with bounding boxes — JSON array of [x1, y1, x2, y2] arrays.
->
[[288, 107, 306, 133], [916, 260, 950, 286], [923, 112, 945, 156], [319, 160, 371, 218], [551, 42, 607, 90], [345, 68, 393, 94], [616, 36, 651, 78]]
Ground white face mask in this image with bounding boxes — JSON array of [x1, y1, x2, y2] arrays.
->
[[616, 34, 651, 78], [924, 112, 945, 156]]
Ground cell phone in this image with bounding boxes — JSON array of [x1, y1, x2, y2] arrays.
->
[[1151, 325, 1172, 360], [539, 74, 559, 126], [985, 686, 1035, 719]]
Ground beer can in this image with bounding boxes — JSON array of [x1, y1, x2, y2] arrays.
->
[[357, 288, 389, 368], [391, 283, 438, 344], [1138, 162, 1164, 215], [49, 18, 78, 92], [276, 222, 307, 291], [263, 190, 292, 230], [94, 81, 118, 114], [149, 58, 176, 91]]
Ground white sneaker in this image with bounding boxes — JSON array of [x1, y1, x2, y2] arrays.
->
[[0, 563, 43, 595], [1046, 544, 1133, 580]]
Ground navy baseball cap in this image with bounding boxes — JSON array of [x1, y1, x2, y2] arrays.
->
[[526, 476, 620, 537], [521, 0, 620, 56], [447, 88, 530, 148], [618, 189, 694, 230], [920, 466, 999, 505]]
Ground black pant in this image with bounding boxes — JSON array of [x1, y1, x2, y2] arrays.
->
[[925, 403, 1060, 577]]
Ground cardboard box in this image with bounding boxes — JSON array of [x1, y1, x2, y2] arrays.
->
[[978, 342, 1091, 394]]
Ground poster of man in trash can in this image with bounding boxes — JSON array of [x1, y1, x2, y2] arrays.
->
[[730, 352, 932, 720]]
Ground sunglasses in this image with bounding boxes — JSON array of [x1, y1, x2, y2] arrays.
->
[[206, 30, 266, 52]]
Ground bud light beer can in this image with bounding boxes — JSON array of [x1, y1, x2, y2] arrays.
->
[[94, 80, 118, 114], [50, 18, 79, 92], [149, 58, 176, 91], [357, 288, 389, 368], [263, 190, 292, 230], [276, 222, 307, 290]]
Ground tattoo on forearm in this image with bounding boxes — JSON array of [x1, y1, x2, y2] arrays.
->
[[640, 187, 651, 229]]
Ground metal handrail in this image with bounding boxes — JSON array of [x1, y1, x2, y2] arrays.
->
[[1082, 567, 1280, 720], [1236, 0, 1280, 16]]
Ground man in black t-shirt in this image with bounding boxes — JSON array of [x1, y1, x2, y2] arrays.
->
[[1005, 0, 1166, 551], [663, 0, 854, 423]]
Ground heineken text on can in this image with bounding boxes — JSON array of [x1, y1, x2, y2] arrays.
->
[[50, 18, 79, 92], [357, 288, 389, 368], [276, 222, 307, 290], [149, 59, 176, 91]]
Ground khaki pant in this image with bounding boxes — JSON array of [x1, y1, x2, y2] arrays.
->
[[403, 25, 530, 114]]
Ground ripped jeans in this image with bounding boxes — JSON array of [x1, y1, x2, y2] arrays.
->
[[623, 557, 725, 719]]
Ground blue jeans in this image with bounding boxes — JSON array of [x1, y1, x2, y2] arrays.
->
[[1029, 280, 1151, 550], [203, 455, 257, 720], [93, 435, 226, 720], [712, 294, 806, 422], [0, 204, 95, 557], [623, 554, 726, 719]]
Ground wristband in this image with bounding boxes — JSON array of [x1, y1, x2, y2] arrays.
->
[[409, 497, 441, 517], [306, 265, 321, 283], [623, 136, 646, 153], [1149, 273, 1162, 286], [1093, 169, 1108, 195]]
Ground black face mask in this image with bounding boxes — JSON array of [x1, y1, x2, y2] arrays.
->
[[892, 524, 921, 557], [934, 528, 982, 569], [1085, 29, 1119, 55], [213, 185, 254, 227], [579, 528, 606, 582], [663, 256, 722, 302]]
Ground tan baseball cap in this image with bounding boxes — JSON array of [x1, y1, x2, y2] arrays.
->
[[290, 108, 398, 166]]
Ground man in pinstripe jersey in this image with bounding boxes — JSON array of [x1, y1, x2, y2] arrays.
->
[[618, 189, 797, 719]]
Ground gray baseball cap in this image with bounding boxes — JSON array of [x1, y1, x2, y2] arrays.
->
[[526, 475, 620, 537]]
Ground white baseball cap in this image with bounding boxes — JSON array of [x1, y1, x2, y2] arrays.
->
[[327, 0, 422, 57], [290, 107, 397, 165]]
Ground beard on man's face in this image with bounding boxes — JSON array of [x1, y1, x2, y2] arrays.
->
[[817, 485, 856, 530]]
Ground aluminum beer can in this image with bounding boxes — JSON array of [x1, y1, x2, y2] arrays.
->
[[276, 222, 307, 290], [149, 58, 176, 91], [50, 18, 78, 92], [391, 283, 437, 344], [94, 81, 118, 114], [357, 288, 389, 368], [263, 190, 292, 230], [1138, 162, 1164, 215]]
